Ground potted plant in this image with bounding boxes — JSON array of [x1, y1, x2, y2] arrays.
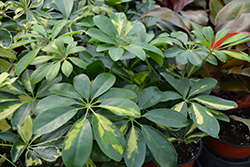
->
[[0, 0, 248, 167]]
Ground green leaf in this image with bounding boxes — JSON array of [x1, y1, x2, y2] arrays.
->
[[87, 28, 116, 44], [193, 95, 238, 110], [123, 44, 146, 60], [187, 51, 203, 66], [98, 88, 137, 102], [8, 39, 39, 50], [109, 47, 124, 61], [0, 48, 16, 59], [49, 83, 82, 100], [51, 20, 68, 39], [93, 15, 117, 38], [176, 50, 188, 65], [161, 91, 182, 102], [134, 42, 163, 57], [202, 27, 214, 43], [207, 108, 230, 122], [92, 113, 126, 161], [33, 146, 61, 162], [188, 78, 217, 97], [30, 56, 53, 65], [22, 70, 34, 94], [171, 101, 188, 117], [68, 57, 87, 69], [99, 98, 140, 118], [124, 126, 146, 167], [138, 86, 162, 110], [15, 48, 41, 76], [96, 44, 115, 52], [213, 50, 227, 62], [11, 141, 26, 162], [0, 131, 21, 143], [222, 50, 250, 63], [144, 109, 189, 128], [110, 12, 127, 37], [11, 103, 31, 127], [62, 60, 73, 77], [160, 73, 189, 97], [54, 0, 73, 18], [62, 118, 92, 167], [36, 95, 77, 112], [46, 62, 61, 82], [190, 103, 219, 138], [91, 73, 116, 99], [66, 43, 86, 55], [25, 150, 42, 167], [0, 92, 19, 103], [0, 28, 12, 48], [214, 29, 230, 44], [141, 125, 177, 167], [73, 74, 90, 101], [33, 106, 77, 135], [0, 102, 23, 121], [17, 115, 33, 143], [148, 52, 164, 66], [222, 33, 250, 46], [30, 63, 51, 84], [31, 24, 47, 37], [61, 30, 85, 37], [164, 48, 183, 58], [192, 30, 206, 41]]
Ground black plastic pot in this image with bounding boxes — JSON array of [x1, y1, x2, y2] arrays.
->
[[197, 139, 250, 167]]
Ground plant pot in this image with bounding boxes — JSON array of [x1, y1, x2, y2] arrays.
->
[[198, 139, 250, 167], [206, 137, 250, 159]]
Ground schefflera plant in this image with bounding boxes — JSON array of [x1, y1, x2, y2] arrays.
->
[[32, 73, 189, 167], [160, 73, 238, 138]]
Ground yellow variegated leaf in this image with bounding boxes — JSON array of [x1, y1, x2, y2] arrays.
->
[[171, 101, 188, 116], [0, 102, 23, 121], [125, 22, 133, 38], [17, 115, 33, 143], [0, 119, 11, 131], [0, 72, 9, 86], [25, 150, 42, 167]]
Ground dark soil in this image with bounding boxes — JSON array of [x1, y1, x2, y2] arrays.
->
[[219, 108, 250, 146], [172, 141, 200, 164]]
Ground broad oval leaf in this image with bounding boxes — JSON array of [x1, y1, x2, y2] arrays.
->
[[0, 28, 12, 48], [87, 28, 116, 44], [25, 150, 42, 167], [91, 73, 116, 99], [223, 50, 250, 63], [190, 103, 220, 138], [161, 91, 182, 102], [98, 88, 137, 102], [93, 15, 117, 38], [188, 78, 217, 97], [36, 95, 77, 112], [73, 74, 90, 101], [11, 103, 31, 127], [33, 146, 61, 162], [124, 126, 146, 167], [11, 141, 26, 162], [45, 62, 61, 82], [0, 131, 21, 143], [99, 98, 140, 118], [138, 86, 162, 110], [92, 113, 126, 161], [49, 83, 82, 100], [62, 60, 73, 77], [123, 44, 146, 60], [30, 63, 51, 84], [0, 102, 23, 121], [141, 125, 177, 167], [16, 48, 41, 76], [68, 57, 87, 69], [62, 118, 92, 167], [109, 47, 124, 61], [33, 106, 77, 135], [193, 95, 238, 110], [51, 20, 68, 39], [144, 109, 189, 128]]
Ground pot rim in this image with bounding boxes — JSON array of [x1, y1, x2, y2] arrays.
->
[[217, 137, 250, 148]]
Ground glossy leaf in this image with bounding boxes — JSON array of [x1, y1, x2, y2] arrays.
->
[[33, 106, 77, 135], [73, 74, 90, 101], [209, 0, 224, 25], [62, 60, 73, 77], [141, 125, 177, 167], [134, 42, 163, 57], [0, 92, 19, 103], [33, 146, 61, 162], [51, 20, 68, 39], [91, 73, 116, 99], [99, 88, 137, 102], [11, 103, 31, 127], [15, 48, 41, 76], [62, 118, 92, 167], [30, 63, 51, 84], [0, 102, 23, 121], [202, 27, 214, 43], [31, 24, 47, 37], [92, 113, 126, 161], [54, 0, 73, 18], [138, 86, 162, 110], [17, 115, 33, 143], [99, 98, 140, 118], [11, 141, 26, 162], [194, 95, 238, 110], [68, 57, 87, 69], [0, 131, 21, 143], [49, 83, 82, 100], [124, 126, 146, 167], [93, 15, 117, 38], [123, 44, 146, 60], [207, 108, 230, 122], [223, 50, 250, 63], [45, 62, 61, 82], [145, 109, 189, 128], [25, 150, 42, 167], [171, 102, 188, 117], [188, 78, 217, 97], [213, 50, 227, 62], [0, 28, 12, 48], [36, 95, 77, 112], [215, 0, 250, 26], [87, 28, 116, 44], [109, 47, 124, 61], [190, 103, 220, 138], [110, 12, 127, 37]]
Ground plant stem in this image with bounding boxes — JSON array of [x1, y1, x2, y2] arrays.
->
[[187, 50, 212, 78], [128, 0, 149, 20], [0, 154, 17, 167], [145, 59, 160, 83], [181, 64, 187, 78], [109, 61, 116, 74], [0, 144, 12, 147], [82, 27, 89, 47]]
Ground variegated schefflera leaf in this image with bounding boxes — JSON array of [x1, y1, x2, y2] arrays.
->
[[32, 73, 141, 166], [160, 72, 238, 138]]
